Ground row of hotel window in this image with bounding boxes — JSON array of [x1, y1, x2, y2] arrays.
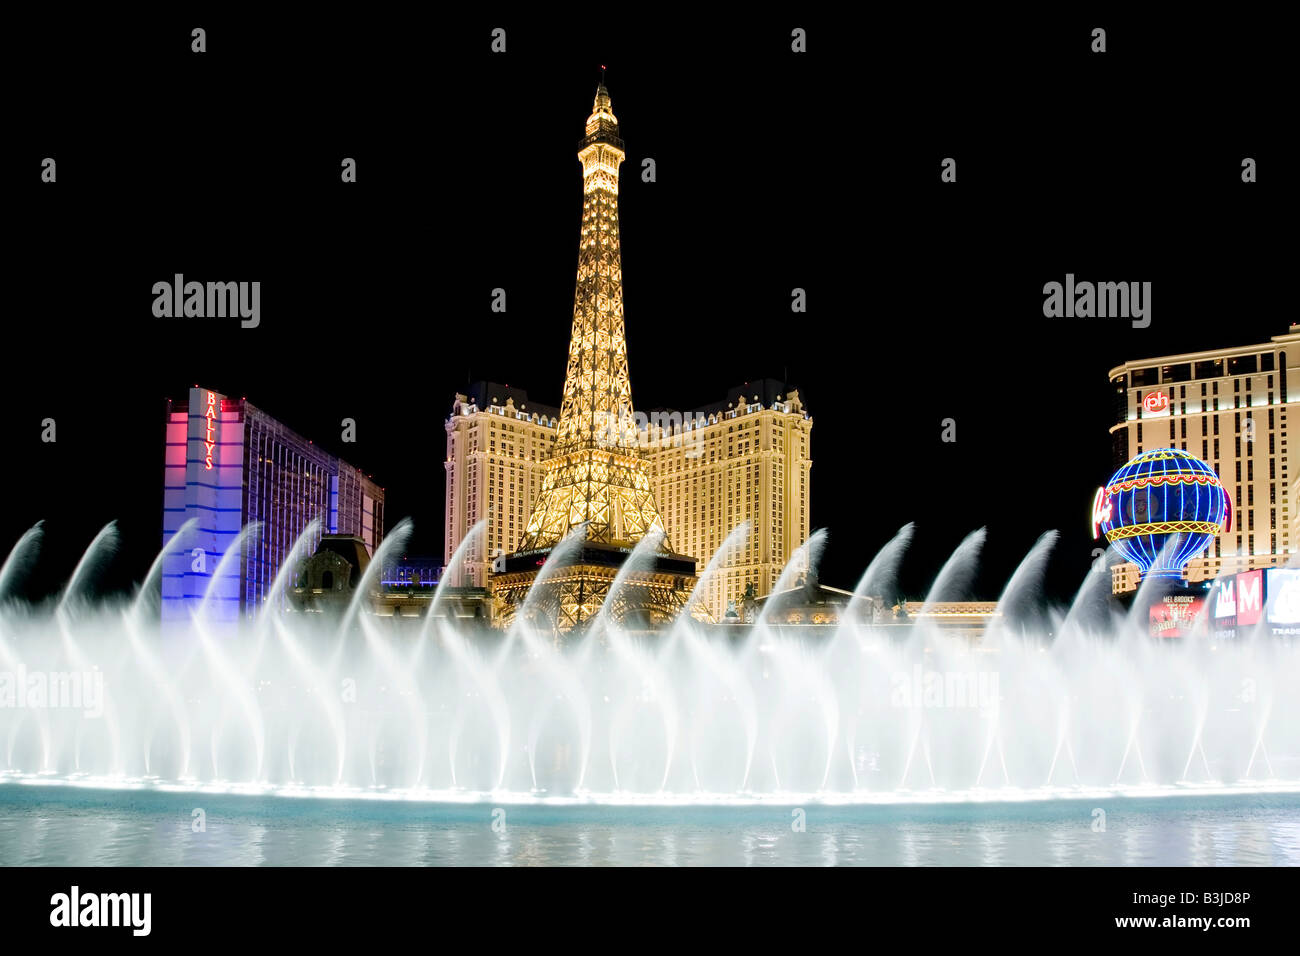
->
[[1124, 353, 1281, 387], [1211, 535, 1280, 557], [1134, 436, 1282, 482], [1136, 379, 1276, 413], [1135, 407, 1282, 443], [469, 403, 804, 432]]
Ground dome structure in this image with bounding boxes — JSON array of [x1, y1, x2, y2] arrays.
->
[[1095, 448, 1230, 578]]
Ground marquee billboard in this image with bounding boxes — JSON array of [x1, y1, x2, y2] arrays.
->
[[1266, 567, 1300, 636], [1148, 593, 1205, 639]]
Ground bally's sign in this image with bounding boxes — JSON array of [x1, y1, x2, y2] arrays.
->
[[203, 390, 218, 470]]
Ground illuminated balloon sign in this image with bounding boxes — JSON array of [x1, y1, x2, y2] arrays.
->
[[1097, 448, 1228, 579]]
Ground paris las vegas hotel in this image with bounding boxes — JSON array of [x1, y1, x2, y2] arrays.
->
[[1108, 324, 1300, 593], [443, 79, 814, 622], [444, 380, 812, 620]]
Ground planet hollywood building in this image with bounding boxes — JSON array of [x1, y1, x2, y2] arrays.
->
[[162, 386, 384, 621], [1106, 324, 1300, 594]]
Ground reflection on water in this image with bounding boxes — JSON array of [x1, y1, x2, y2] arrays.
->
[[2, 784, 1298, 866]]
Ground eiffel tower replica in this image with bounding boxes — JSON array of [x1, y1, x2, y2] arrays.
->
[[492, 78, 697, 633]]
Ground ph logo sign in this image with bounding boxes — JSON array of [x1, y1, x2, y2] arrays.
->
[[1141, 391, 1170, 415]]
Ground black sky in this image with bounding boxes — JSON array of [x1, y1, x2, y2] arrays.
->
[[3, 11, 1285, 607]]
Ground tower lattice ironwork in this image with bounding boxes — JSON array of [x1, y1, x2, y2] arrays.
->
[[494, 80, 697, 632], [517, 81, 670, 554]]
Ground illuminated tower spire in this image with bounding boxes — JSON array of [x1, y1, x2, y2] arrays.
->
[[517, 81, 672, 553], [556, 78, 629, 454]]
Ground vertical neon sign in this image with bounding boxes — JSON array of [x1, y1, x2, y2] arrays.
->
[[204, 390, 217, 470], [1090, 486, 1112, 538]]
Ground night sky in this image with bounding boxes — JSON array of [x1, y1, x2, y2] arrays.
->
[[4, 12, 1284, 607]]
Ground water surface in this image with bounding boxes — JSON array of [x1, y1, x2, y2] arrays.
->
[[2, 783, 1298, 866]]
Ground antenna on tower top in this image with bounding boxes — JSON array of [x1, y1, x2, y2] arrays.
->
[[600, 64, 606, 83]]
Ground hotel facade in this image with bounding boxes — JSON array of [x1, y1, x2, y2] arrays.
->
[[1107, 325, 1300, 593], [163, 385, 385, 620], [444, 379, 812, 620]]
